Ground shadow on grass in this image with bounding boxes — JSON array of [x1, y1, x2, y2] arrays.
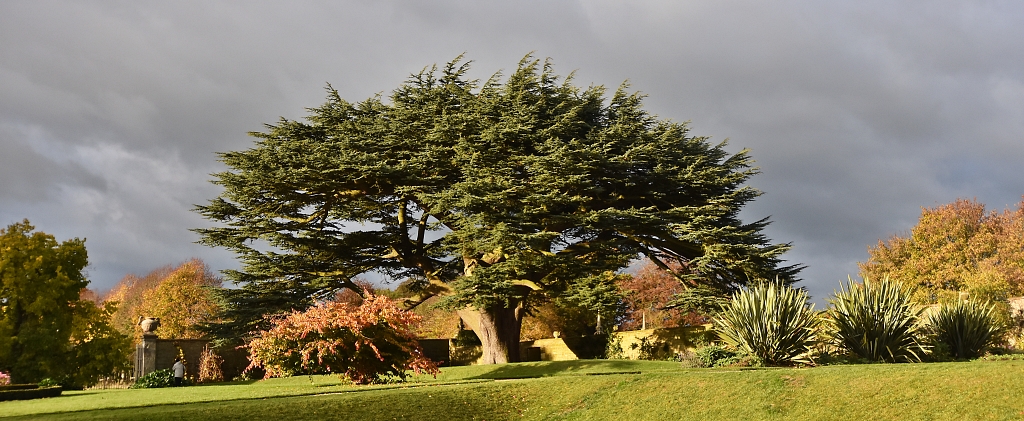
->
[[192, 380, 260, 387], [466, 359, 649, 380], [9, 380, 524, 421], [118, 380, 262, 390], [62, 391, 105, 397]]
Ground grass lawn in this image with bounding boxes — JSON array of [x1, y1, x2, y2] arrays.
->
[[2, 359, 1022, 420]]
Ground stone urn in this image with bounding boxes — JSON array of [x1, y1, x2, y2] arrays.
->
[[138, 317, 160, 336]]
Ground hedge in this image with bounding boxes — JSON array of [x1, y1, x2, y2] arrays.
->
[[0, 386, 63, 401], [0, 384, 39, 391]]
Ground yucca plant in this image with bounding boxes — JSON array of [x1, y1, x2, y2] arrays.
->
[[926, 299, 1002, 359], [715, 282, 820, 366], [827, 276, 927, 362]]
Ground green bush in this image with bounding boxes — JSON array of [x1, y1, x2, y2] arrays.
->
[[714, 282, 820, 366], [692, 344, 742, 368], [604, 334, 625, 359], [37, 378, 60, 388], [827, 277, 927, 362], [926, 300, 1002, 359], [130, 369, 189, 389]]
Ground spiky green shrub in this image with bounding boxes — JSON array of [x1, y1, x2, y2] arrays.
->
[[714, 283, 820, 366], [926, 300, 1002, 359], [827, 277, 926, 362]]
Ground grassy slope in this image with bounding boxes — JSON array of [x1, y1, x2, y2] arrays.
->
[[2, 360, 1023, 421]]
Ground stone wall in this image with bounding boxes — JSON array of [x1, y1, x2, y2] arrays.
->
[[136, 337, 210, 379], [433, 325, 713, 365], [135, 337, 249, 381], [519, 338, 579, 361], [156, 339, 211, 379], [612, 325, 712, 360]]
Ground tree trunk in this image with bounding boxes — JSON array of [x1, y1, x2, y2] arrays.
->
[[458, 255, 529, 364], [458, 303, 525, 364]]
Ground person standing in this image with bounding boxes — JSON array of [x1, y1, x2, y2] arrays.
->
[[172, 357, 185, 386]]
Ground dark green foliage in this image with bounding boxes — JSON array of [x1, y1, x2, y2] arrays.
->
[[528, 273, 629, 344], [195, 55, 800, 359], [58, 300, 133, 389], [0, 221, 89, 383], [926, 300, 1002, 359], [131, 369, 189, 389], [0, 385, 62, 401], [827, 277, 927, 362], [37, 378, 59, 388], [714, 282, 820, 366], [557, 272, 629, 332], [0, 220, 127, 388]]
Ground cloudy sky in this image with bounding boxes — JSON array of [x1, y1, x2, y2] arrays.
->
[[2, 1, 1023, 303]]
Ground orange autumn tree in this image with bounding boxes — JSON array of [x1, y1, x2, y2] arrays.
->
[[860, 198, 1024, 305], [102, 266, 169, 337], [617, 260, 710, 330], [336, 279, 461, 339], [104, 259, 223, 339], [246, 294, 438, 384]]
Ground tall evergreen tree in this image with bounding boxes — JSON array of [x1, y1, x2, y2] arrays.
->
[[196, 56, 800, 363]]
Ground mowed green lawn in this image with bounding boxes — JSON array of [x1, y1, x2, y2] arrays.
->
[[2, 359, 1023, 421]]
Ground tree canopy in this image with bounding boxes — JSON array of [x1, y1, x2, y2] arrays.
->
[[618, 260, 709, 330], [196, 55, 800, 363], [0, 220, 130, 386], [104, 259, 223, 339], [860, 197, 1024, 305]]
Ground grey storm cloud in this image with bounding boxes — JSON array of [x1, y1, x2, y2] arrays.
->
[[1, 1, 1023, 303]]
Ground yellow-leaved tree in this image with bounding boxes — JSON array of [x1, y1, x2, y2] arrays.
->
[[860, 198, 1024, 305], [104, 259, 222, 339]]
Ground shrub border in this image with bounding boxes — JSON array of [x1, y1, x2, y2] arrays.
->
[[0, 386, 63, 401], [0, 384, 39, 391]]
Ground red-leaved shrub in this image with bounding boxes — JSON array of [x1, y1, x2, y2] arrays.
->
[[246, 294, 439, 384]]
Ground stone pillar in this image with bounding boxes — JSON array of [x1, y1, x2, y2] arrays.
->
[[135, 335, 158, 378], [134, 317, 161, 379]]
